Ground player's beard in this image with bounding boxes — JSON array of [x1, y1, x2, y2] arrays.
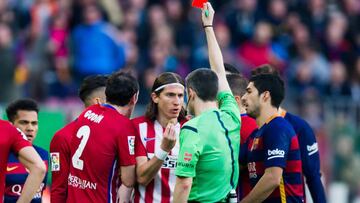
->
[[247, 103, 260, 119]]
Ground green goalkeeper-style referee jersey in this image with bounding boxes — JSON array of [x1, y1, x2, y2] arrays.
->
[[175, 91, 241, 202]]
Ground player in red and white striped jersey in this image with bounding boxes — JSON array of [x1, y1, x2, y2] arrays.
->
[[132, 72, 187, 203]]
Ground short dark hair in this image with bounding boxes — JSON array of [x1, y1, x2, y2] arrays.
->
[[224, 63, 240, 74], [145, 72, 186, 121], [226, 73, 248, 97], [186, 68, 218, 101], [251, 64, 279, 77], [6, 99, 39, 122], [79, 75, 108, 103], [105, 72, 139, 106], [250, 74, 284, 108], [251, 64, 284, 89]]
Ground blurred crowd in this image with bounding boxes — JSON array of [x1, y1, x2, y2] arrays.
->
[[0, 0, 360, 201]]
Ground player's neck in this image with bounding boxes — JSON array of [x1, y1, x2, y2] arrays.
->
[[107, 103, 132, 118], [156, 115, 177, 128], [278, 107, 286, 116], [194, 100, 217, 117], [257, 106, 279, 128]]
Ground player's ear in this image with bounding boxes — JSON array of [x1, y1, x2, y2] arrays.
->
[[261, 91, 270, 103], [234, 95, 241, 106], [94, 97, 102, 105], [151, 92, 159, 104], [132, 92, 139, 104], [188, 88, 195, 101]]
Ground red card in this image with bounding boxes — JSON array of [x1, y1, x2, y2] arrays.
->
[[192, 0, 208, 9]]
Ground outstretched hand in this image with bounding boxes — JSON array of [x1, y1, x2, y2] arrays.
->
[[201, 2, 215, 26]]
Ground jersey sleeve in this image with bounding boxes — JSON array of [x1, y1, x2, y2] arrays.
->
[[134, 126, 147, 157], [297, 121, 327, 202], [39, 149, 49, 196], [50, 131, 71, 203], [118, 122, 137, 166], [175, 125, 201, 178], [10, 126, 31, 154], [217, 91, 241, 123], [263, 125, 290, 169]]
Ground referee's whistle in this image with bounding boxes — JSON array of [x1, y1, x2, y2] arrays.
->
[[205, 10, 209, 17]]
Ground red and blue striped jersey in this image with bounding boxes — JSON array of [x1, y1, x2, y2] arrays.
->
[[281, 110, 326, 203], [245, 116, 304, 203], [5, 145, 48, 203]]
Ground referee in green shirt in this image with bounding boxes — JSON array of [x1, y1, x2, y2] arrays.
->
[[173, 2, 241, 202]]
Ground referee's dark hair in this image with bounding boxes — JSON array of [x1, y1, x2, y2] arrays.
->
[[6, 99, 39, 123], [250, 74, 285, 108], [224, 63, 240, 74], [186, 68, 218, 101], [106, 72, 139, 107], [79, 75, 108, 106]]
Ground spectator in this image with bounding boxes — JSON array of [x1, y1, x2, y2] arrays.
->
[[288, 44, 330, 91], [266, 0, 288, 26], [238, 21, 285, 74], [30, 0, 58, 40], [322, 12, 353, 62], [71, 3, 125, 81], [324, 60, 352, 99], [48, 12, 70, 84], [0, 23, 17, 103], [225, 0, 260, 45], [303, 0, 328, 40], [340, 0, 360, 51], [351, 56, 360, 102]]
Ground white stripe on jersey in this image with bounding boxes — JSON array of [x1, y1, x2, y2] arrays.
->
[[154, 121, 163, 201], [109, 160, 117, 203], [139, 122, 148, 155], [135, 120, 180, 203], [138, 185, 146, 203]]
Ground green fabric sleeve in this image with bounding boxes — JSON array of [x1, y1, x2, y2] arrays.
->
[[175, 126, 201, 177]]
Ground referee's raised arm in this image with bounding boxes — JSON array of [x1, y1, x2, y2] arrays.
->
[[202, 2, 231, 93]]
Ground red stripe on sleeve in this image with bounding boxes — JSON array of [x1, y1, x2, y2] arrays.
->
[[290, 136, 300, 150]]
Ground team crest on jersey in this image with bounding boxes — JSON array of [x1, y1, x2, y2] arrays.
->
[[128, 136, 135, 155], [50, 152, 60, 171], [184, 152, 192, 162]]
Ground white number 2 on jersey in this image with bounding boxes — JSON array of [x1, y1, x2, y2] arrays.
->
[[72, 125, 90, 170]]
